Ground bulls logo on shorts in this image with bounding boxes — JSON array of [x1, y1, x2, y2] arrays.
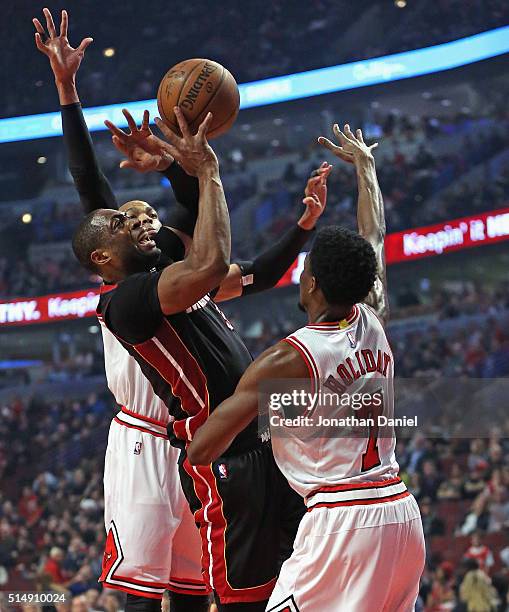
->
[[99, 524, 121, 582]]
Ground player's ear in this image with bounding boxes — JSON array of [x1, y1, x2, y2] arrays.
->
[[90, 249, 111, 267], [309, 275, 318, 294]]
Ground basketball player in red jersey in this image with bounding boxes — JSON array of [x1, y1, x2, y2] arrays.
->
[[188, 125, 426, 612]]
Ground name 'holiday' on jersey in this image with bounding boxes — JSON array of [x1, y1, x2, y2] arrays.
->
[[272, 303, 401, 503]]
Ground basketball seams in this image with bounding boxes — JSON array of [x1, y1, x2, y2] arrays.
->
[[159, 59, 206, 134], [207, 103, 239, 139], [177, 60, 212, 113], [157, 60, 196, 126], [157, 61, 239, 138], [187, 65, 226, 133]]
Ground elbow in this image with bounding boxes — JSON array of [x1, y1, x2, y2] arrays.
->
[[187, 443, 210, 466], [214, 258, 230, 280], [359, 226, 385, 244], [199, 257, 230, 286]]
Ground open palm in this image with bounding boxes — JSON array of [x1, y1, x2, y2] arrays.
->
[[33, 9, 93, 82], [105, 109, 175, 173]]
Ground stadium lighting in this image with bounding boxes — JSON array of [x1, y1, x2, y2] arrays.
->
[[103, 47, 116, 58], [21, 213, 32, 224], [37, 156, 47, 164], [395, 0, 407, 8], [0, 26, 508, 144]]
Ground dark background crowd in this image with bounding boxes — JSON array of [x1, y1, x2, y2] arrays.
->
[[2, 0, 509, 119]]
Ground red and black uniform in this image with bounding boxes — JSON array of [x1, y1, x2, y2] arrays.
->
[[97, 271, 304, 605], [62, 101, 310, 607]]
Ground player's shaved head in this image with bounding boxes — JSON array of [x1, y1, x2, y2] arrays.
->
[[72, 209, 115, 272], [119, 200, 153, 213]]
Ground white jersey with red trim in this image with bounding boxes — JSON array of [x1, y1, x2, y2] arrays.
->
[[99, 321, 171, 426], [272, 303, 399, 499]]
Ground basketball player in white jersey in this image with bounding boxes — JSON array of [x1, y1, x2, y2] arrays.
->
[[187, 124, 425, 611]]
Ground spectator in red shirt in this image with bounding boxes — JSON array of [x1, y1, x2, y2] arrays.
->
[[464, 531, 494, 574], [43, 547, 66, 585]]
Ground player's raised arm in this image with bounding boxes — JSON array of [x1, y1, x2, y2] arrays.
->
[[319, 124, 389, 323], [104, 109, 200, 243], [213, 163, 332, 302], [188, 341, 308, 465], [33, 8, 117, 212], [155, 110, 230, 314]]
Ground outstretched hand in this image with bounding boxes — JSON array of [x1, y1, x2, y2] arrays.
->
[[33, 8, 93, 83], [154, 109, 218, 177], [105, 109, 174, 173], [318, 124, 378, 165], [298, 161, 332, 230]]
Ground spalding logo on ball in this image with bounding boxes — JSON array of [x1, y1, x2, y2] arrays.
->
[[157, 58, 240, 139]]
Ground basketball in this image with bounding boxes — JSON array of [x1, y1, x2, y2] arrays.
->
[[157, 58, 240, 139]]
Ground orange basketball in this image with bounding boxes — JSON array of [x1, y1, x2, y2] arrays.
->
[[157, 58, 240, 139]]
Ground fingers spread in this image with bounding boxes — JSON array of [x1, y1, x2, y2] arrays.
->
[[174, 107, 192, 139], [321, 165, 333, 179], [105, 120, 130, 141], [119, 160, 136, 170], [155, 117, 180, 146], [76, 37, 93, 54], [318, 136, 341, 153], [34, 33, 47, 53], [161, 142, 182, 163], [197, 112, 213, 140], [344, 123, 355, 139], [111, 135, 131, 156], [60, 10, 68, 37], [335, 124, 354, 145], [122, 109, 138, 134], [33, 18, 46, 36], [142, 110, 150, 131], [302, 194, 320, 208], [317, 162, 332, 175], [43, 7, 57, 37]]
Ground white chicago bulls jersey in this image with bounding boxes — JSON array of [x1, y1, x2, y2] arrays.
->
[[271, 303, 399, 500], [99, 321, 171, 425]]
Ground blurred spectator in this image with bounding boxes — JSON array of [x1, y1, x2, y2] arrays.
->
[[4, 0, 509, 118], [419, 497, 446, 538], [464, 531, 495, 574], [426, 561, 456, 611], [459, 567, 499, 611], [43, 547, 66, 586]]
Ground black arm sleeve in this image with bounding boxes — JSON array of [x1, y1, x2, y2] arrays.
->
[[103, 271, 164, 344], [154, 226, 186, 262], [160, 162, 199, 236], [61, 102, 118, 213], [237, 224, 314, 296]]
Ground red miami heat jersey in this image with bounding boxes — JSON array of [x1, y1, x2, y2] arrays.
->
[[271, 303, 400, 499]]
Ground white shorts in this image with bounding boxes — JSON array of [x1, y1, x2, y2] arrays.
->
[[267, 484, 425, 612], [100, 409, 208, 599]]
